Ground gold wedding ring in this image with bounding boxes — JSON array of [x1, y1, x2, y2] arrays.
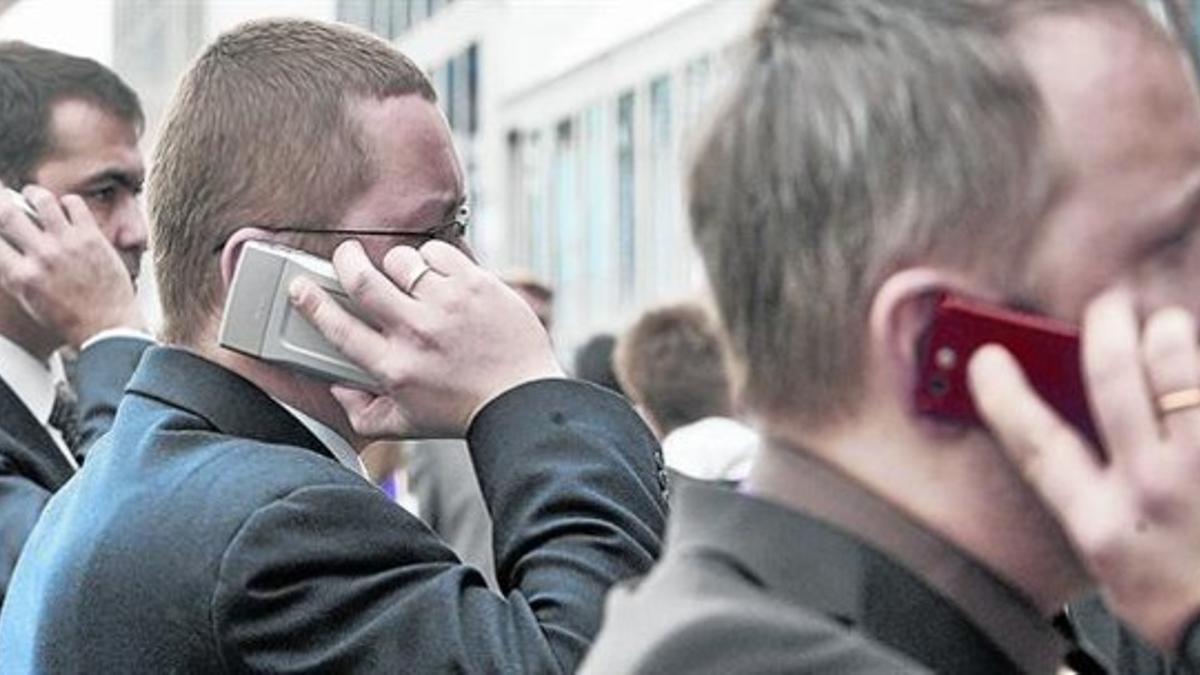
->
[[1157, 388, 1200, 415], [404, 263, 434, 295]]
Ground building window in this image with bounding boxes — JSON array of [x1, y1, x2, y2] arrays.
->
[[430, 44, 480, 139], [337, 0, 451, 39], [581, 103, 617, 316], [616, 91, 637, 302], [648, 75, 678, 299], [552, 119, 580, 330], [337, 0, 371, 28]]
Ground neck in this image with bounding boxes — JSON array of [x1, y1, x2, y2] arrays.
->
[[748, 413, 1090, 617], [191, 337, 366, 452], [0, 294, 59, 362]]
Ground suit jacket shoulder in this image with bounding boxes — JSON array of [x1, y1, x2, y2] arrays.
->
[[0, 349, 666, 674], [581, 543, 928, 674]]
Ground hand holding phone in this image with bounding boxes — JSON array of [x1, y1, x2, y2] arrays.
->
[[915, 292, 1100, 446], [0, 185, 145, 347], [967, 291, 1200, 652]]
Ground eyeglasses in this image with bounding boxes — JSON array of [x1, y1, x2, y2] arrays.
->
[[210, 204, 470, 255]]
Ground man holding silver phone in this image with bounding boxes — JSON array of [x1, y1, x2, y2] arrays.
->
[[0, 42, 152, 608], [0, 20, 665, 673]]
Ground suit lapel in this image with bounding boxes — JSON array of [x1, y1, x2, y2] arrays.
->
[[0, 375, 74, 489], [125, 347, 333, 460]]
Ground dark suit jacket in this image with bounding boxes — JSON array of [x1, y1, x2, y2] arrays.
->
[[582, 479, 1078, 674], [0, 337, 149, 606], [0, 347, 666, 673]]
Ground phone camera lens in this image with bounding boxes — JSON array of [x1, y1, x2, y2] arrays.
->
[[929, 373, 949, 397]]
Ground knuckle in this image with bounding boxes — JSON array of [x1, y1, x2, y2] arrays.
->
[[343, 267, 372, 299], [1143, 311, 1193, 365], [1081, 528, 1124, 577], [9, 267, 38, 296], [407, 316, 439, 350], [379, 360, 409, 387], [1085, 345, 1128, 390], [1135, 478, 1177, 521]]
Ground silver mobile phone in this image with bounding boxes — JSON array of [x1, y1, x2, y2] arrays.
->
[[218, 240, 381, 390]]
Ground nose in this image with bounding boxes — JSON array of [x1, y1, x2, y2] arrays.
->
[[111, 196, 148, 254]]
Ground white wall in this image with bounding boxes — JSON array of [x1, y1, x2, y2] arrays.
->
[[0, 0, 114, 63]]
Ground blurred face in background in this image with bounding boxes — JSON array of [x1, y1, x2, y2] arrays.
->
[[31, 99, 146, 282]]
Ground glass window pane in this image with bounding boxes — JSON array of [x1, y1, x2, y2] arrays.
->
[[466, 44, 479, 136], [371, 0, 393, 38], [337, 0, 372, 28], [411, 0, 429, 22], [616, 91, 636, 302], [393, 0, 412, 34]]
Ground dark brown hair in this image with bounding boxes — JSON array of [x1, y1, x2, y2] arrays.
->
[[0, 41, 143, 186]]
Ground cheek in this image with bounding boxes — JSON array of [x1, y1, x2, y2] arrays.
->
[[1133, 244, 1200, 318]]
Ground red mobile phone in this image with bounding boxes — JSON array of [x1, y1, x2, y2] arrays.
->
[[915, 293, 1100, 446]]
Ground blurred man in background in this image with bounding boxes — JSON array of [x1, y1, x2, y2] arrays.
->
[[0, 42, 151, 606], [574, 333, 626, 397], [0, 20, 664, 672], [615, 301, 756, 482], [584, 0, 1200, 671]]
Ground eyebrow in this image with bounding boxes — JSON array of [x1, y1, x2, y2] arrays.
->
[[76, 167, 145, 191]]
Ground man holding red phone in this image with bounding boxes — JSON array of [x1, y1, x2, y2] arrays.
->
[[571, 0, 1200, 671]]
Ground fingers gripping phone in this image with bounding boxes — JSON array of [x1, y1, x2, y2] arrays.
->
[[915, 293, 1101, 446], [218, 241, 382, 391], [3, 187, 41, 223]]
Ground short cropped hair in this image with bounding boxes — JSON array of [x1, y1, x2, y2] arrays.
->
[[149, 19, 436, 344], [689, 0, 1164, 427], [616, 303, 734, 436], [0, 41, 143, 186]]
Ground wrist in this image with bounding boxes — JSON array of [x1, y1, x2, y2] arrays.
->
[[68, 313, 147, 350], [466, 368, 567, 431]]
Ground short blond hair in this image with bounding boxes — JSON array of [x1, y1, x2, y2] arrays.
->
[[149, 18, 435, 344], [690, 0, 1167, 426]]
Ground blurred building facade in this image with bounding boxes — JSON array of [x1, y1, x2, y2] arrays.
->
[[13, 0, 1194, 352], [108, 0, 762, 351], [340, 0, 759, 351]]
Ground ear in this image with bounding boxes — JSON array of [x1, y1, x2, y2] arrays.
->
[[218, 227, 275, 292], [866, 268, 981, 402]]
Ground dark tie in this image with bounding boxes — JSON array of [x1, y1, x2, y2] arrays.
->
[[49, 380, 82, 454]]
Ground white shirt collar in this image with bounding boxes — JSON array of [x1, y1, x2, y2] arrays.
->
[[276, 401, 368, 479], [0, 333, 57, 425]]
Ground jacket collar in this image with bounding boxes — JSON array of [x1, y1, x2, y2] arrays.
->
[[0, 374, 72, 488], [126, 346, 331, 460], [666, 475, 1072, 673]]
